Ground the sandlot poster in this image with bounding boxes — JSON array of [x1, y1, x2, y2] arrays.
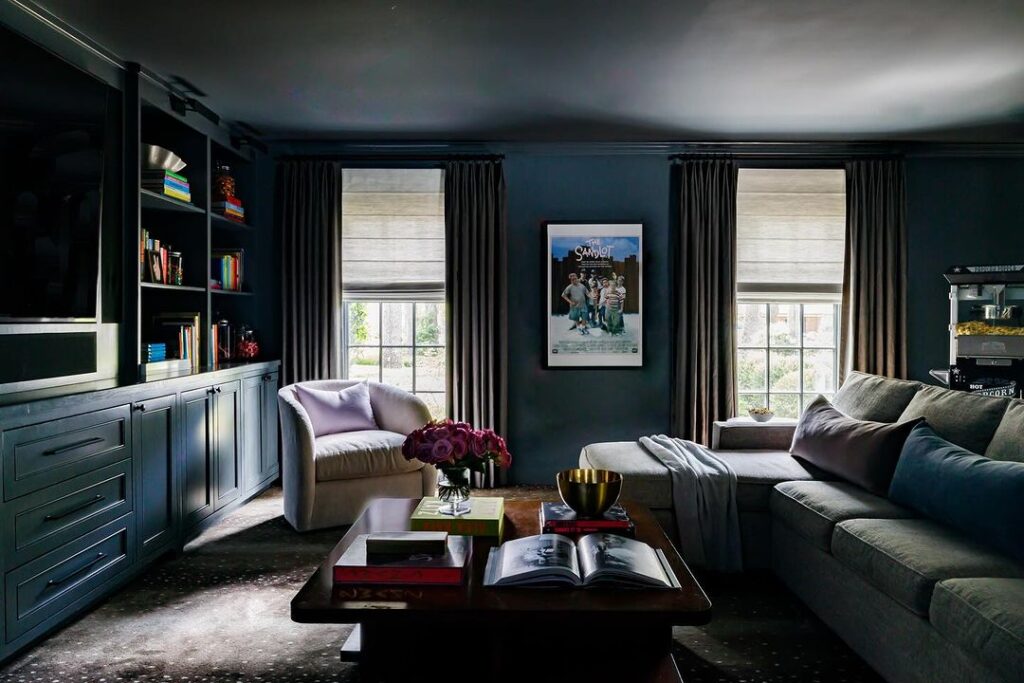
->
[[546, 223, 642, 367]]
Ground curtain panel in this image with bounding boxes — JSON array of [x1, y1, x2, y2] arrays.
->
[[672, 158, 738, 445], [278, 160, 343, 385], [841, 159, 908, 380], [444, 159, 508, 486]]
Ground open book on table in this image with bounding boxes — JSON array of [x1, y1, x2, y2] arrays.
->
[[483, 533, 681, 589]]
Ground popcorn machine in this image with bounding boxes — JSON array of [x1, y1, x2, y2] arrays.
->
[[937, 264, 1024, 398]]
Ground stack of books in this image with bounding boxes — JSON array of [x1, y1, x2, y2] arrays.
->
[[152, 312, 202, 371], [213, 195, 245, 222], [211, 249, 244, 291], [410, 497, 505, 538], [333, 531, 471, 585], [143, 342, 166, 362], [143, 169, 192, 203], [540, 502, 635, 537]]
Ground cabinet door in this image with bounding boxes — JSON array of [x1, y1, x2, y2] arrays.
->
[[260, 372, 280, 484], [132, 394, 177, 558], [240, 375, 264, 495], [212, 380, 241, 510], [180, 387, 214, 526]]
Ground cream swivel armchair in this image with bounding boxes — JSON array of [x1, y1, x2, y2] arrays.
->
[[278, 380, 438, 531]]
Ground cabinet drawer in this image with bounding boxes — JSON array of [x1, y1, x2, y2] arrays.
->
[[5, 515, 132, 641], [8, 461, 132, 566], [3, 405, 130, 500]]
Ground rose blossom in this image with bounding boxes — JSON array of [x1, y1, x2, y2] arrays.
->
[[431, 438, 454, 464]]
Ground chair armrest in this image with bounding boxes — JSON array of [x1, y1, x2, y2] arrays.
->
[[369, 383, 433, 435], [712, 419, 797, 451], [277, 388, 318, 530]]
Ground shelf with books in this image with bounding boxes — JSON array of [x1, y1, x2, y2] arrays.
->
[[141, 282, 206, 293], [140, 188, 205, 214]]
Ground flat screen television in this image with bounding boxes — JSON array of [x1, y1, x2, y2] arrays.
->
[[0, 25, 116, 321]]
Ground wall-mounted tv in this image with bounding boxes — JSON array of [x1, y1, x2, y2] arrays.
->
[[0, 24, 117, 321]]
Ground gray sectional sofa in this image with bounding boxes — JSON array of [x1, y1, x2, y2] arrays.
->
[[579, 372, 1024, 683]]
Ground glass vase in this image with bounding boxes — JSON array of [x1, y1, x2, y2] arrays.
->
[[437, 466, 472, 516]]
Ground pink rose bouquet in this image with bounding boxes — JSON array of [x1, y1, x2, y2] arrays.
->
[[402, 419, 511, 472]]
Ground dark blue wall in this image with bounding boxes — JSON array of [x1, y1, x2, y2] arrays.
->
[[504, 154, 672, 483], [905, 156, 1024, 384]]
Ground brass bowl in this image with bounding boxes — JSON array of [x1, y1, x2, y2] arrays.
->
[[556, 468, 622, 518]]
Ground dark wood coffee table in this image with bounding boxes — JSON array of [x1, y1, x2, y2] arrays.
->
[[292, 498, 711, 682]]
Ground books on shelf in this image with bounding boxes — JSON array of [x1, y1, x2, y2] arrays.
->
[[211, 249, 244, 291], [212, 195, 245, 222], [333, 533, 472, 585], [140, 229, 182, 285], [143, 342, 167, 362], [483, 533, 680, 589], [410, 497, 504, 538], [143, 169, 192, 203], [540, 502, 635, 537], [151, 311, 201, 371]]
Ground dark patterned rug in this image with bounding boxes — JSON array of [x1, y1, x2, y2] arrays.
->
[[0, 486, 881, 682]]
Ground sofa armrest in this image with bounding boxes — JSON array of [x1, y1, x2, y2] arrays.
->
[[712, 418, 797, 451], [370, 383, 433, 436], [278, 388, 318, 530]]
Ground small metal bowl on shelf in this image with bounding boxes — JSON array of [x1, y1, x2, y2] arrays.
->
[[748, 407, 775, 422], [556, 468, 622, 519]]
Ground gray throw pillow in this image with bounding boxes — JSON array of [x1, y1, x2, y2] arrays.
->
[[791, 395, 923, 495], [294, 382, 378, 437]]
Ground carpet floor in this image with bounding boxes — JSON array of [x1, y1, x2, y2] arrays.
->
[[0, 487, 882, 683]]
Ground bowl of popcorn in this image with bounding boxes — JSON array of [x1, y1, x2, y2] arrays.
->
[[748, 407, 775, 422]]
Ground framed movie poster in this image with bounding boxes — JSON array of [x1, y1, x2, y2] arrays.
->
[[546, 222, 643, 367]]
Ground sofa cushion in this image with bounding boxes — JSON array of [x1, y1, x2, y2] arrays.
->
[[832, 371, 921, 422], [295, 382, 378, 437], [790, 396, 922, 494], [890, 422, 1024, 564], [831, 518, 1024, 616], [985, 399, 1024, 463], [314, 430, 422, 482], [712, 450, 817, 511], [931, 578, 1024, 683], [770, 481, 915, 551], [580, 441, 673, 509], [897, 385, 1009, 454]]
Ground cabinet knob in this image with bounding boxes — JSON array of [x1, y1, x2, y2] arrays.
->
[[207, 387, 216, 395], [262, 374, 272, 382], [215, 386, 223, 394], [133, 403, 146, 412]]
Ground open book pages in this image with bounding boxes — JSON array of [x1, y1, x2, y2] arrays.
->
[[483, 533, 680, 589]]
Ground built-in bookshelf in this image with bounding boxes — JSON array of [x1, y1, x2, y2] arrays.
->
[[127, 75, 267, 382]]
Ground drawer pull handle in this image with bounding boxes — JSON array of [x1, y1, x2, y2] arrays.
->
[[44, 436, 105, 456], [46, 552, 108, 587], [133, 403, 147, 412], [43, 495, 107, 522]]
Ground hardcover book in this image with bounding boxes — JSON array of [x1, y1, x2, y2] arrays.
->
[[365, 531, 449, 556], [483, 533, 680, 589], [540, 502, 635, 536], [410, 497, 504, 538], [333, 534, 471, 585]]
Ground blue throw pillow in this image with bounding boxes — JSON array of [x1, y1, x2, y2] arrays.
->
[[890, 422, 1024, 563]]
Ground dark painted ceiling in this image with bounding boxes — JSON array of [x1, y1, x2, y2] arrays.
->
[[35, 0, 1024, 141]]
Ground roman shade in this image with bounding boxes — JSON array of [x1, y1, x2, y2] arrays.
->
[[736, 168, 846, 300], [341, 168, 445, 301]]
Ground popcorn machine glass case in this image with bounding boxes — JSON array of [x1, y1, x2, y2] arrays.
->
[[943, 264, 1024, 398]]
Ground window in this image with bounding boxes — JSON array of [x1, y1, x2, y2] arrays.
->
[[735, 168, 846, 418], [341, 168, 447, 418]]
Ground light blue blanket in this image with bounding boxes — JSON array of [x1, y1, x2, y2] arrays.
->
[[639, 435, 742, 572]]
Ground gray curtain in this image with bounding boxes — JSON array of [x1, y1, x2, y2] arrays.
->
[[444, 159, 508, 487], [278, 160, 343, 385], [672, 158, 738, 445], [841, 159, 908, 380]]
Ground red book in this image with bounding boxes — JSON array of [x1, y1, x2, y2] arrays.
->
[[333, 534, 471, 586], [540, 502, 635, 536]]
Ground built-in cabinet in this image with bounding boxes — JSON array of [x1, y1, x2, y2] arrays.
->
[[0, 361, 279, 661]]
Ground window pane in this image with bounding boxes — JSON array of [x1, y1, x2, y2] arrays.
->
[[803, 348, 836, 393], [736, 303, 767, 347], [415, 302, 446, 346], [769, 349, 800, 391], [770, 393, 800, 419], [347, 301, 380, 346], [382, 303, 413, 346], [348, 348, 380, 382], [381, 347, 413, 390], [768, 304, 800, 347], [737, 393, 768, 414], [737, 349, 767, 392], [415, 347, 446, 392], [416, 393, 447, 420], [803, 303, 836, 348]]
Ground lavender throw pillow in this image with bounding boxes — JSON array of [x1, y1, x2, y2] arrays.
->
[[294, 382, 378, 437]]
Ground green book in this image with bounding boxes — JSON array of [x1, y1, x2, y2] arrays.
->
[[411, 497, 505, 538]]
